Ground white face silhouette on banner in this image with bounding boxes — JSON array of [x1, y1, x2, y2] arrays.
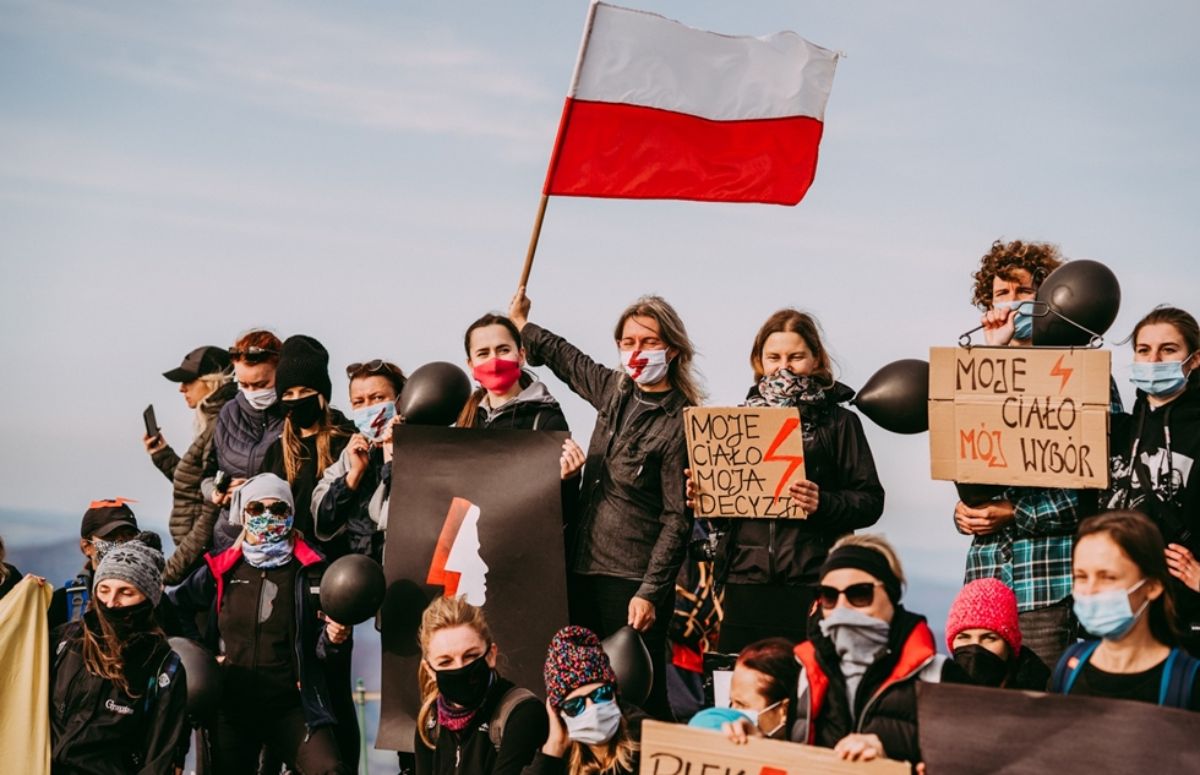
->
[[445, 502, 488, 606]]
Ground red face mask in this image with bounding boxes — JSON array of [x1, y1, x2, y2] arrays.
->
[[472, 358, 522, 393]]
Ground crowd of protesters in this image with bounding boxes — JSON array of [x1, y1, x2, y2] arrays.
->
[[2, 238, 1198, 774]]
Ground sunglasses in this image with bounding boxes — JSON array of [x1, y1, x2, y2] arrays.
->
[[559, 684, 615, 718], [229, 346, 278, 364], [818, 581, 884, 609], [244, 500, 292, 518]]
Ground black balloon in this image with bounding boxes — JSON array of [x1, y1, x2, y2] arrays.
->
[[320, 554, 386, 625], [167, 636, 221, 723], [397, 362, 472, 426], [601, 626, 653, 708], [853, 359, 930, 434], [1032, 259, 1121, 346]]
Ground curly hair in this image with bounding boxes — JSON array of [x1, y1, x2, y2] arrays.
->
[[970, 239, 1063, 310]]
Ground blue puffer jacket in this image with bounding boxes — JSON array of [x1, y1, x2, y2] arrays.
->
[[207, 391, 285, 550]]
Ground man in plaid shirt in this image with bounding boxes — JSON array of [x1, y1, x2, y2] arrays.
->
[[954, 240, 1119, 668]]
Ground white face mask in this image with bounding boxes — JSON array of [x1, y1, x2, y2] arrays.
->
[[562, 698, 622, 745], [622, 349, 669, 385], [738, 699, 785, 737], [241, 386, 277, 411]]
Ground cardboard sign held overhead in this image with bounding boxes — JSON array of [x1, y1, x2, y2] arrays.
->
[[640, 720, 908, 775], [684, 407, 806, 519], [929, 346, 1111, 489]]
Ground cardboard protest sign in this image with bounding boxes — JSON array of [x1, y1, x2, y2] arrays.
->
[[917, 682, 1200, 773], [640, 720, 908, 775], [376, 426, 569, 751], [684, 407, 807, 518], [929, 346, 1111, 489]]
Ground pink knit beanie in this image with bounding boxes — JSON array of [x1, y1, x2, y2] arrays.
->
[[945, 578, 1022, 655]]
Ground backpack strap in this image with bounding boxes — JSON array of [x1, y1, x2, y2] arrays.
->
[[1050, 640, 1100, 695], [487, 688, 538, 751], [64, 574, 90, 623], [143, 649, 183, 714], [1159, 647, 1200, 708]]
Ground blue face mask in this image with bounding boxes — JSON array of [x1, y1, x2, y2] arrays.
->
[[1130, 357, 1193, 397], [997, 301, 1035, 341], [352, 400, 396, 442], [1073, 579, 1148, 640]]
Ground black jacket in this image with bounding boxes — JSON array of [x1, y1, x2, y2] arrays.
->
[[262, 408, 354, 547], [1107, 384, 1200, 635], [793, 607, 967, 763], [208, 391, 287, 551], [522, 322, 692, 604], [1008, 645, 1051, 691], [168, 537, 347, 730], [152, 381, 237, 584], [416, 676, 548, 775], [50, 618, 190, 775], [723, 382, 885, 586]]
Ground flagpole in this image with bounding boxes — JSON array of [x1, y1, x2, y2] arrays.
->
[[518, 194, 549, 289], [516, 0, 600, 290]]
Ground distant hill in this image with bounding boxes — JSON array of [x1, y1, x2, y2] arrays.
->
[[6, 538, 87, 587]]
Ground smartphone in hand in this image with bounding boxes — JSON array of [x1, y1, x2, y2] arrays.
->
[[143, 405, 159, 439]]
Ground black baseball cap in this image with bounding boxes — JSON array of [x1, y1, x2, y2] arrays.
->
[[164, 346, 232, 383], [80, 498, 140, 539]]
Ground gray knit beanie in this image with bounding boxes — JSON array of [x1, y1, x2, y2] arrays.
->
[[93, 531, 166, 606]]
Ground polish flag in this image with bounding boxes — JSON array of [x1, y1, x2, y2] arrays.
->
[[543, 2, 840, 206]]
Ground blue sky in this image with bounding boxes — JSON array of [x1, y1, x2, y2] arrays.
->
[[2, 0, 1199, 593]]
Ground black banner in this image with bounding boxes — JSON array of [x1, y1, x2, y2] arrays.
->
[[917, 682, 1200, 772], [377, 425, 569, 751]]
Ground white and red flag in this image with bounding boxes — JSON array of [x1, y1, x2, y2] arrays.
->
[[542, 2, 840, 206]]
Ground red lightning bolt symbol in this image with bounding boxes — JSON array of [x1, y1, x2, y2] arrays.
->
[[764, 417, 805, 501], [626, 350, 648, 380], [1050, 354, 1073, 393], [370, 407, 390, 437]]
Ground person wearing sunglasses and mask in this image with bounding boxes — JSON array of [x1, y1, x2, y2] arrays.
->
[[414, 595, 547, 775], [510, 288, 699, 720], [945, 578, 1050, 690], [1106, 307, 1200, 652], [144, 344, 237, 585], [262, 335, 354, 552], [312, 359, 407, 564], [170, 473, 353, 774], [785, 535, 965, 765], [954, 240, 1123, 670], [526, 626, 645, 775], [1051, 510, 1200, 709], [207, 329, 286, 553], [707, 309, 884, 651]]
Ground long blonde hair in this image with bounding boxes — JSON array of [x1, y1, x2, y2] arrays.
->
[[566, 716, 638, 775], [194, 370, 234, 437], [613, 296, 705, 406], [415, 596, 495, 749], [281, 397, 344, 485]]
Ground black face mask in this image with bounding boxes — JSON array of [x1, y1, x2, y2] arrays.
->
[[953, 644, 1011, 688], [432, 653, 493, 709], [282, 394, 324, 429], [96, 599, 157, 642]]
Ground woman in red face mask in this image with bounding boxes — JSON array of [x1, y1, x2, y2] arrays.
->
[[456, 314, 586, 479]]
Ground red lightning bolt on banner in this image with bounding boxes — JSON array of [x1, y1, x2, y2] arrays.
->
[[1050, 354, 1073, 393], [763, 417, 805, 501]]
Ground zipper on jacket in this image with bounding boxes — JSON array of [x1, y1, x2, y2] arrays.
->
[[252, 570, 267, 674], [854, 654, 935, 733]]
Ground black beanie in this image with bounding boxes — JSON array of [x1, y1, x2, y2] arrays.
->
[[275, 335, 332, 400]]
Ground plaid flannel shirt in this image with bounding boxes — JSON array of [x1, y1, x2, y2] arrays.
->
[[962, 379, 1125, 613]]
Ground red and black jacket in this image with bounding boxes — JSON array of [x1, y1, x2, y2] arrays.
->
[[168, 536, 344, 731], [793, 607, 967, 763]]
